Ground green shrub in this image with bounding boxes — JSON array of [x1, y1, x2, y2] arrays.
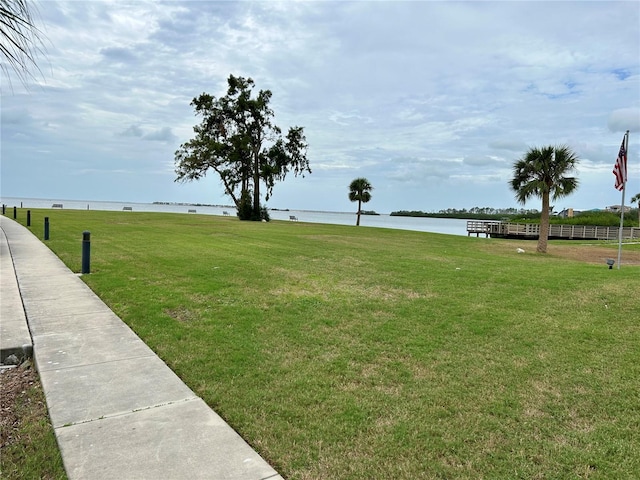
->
[[556, 210, 637, 227], [236, 190, 253, 220], [260, 206, 270, 222]]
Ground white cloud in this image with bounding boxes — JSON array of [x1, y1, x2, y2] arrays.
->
[[608, 108, 640, 133], [143, 127, 177, 143], [1, 0, 639, 212], [120, 125, 144, 138], [489, 140, 528, 152]]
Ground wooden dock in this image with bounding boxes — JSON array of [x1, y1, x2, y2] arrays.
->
[[467, 221, 640, 240]]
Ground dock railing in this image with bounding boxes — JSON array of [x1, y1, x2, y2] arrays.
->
[[467, 221, 639, 240], [466, 221, 500, 237]]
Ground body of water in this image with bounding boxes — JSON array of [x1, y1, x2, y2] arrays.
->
[[1, 197, 471, 237]]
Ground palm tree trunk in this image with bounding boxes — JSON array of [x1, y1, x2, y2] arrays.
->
[[537, 191, 550, 253], [356, 200, 361, 226]]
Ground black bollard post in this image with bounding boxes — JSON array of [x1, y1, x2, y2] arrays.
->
[[13, 206, 17, 219], [27, 210, 31, 227], [81, 231, 91, 274], [2, 204, 5, 215], [44, 217, 50, 240]]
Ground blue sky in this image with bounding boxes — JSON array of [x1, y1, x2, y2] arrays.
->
[[1, 0, 639, 213]]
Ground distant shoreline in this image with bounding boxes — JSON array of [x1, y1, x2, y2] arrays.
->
[[152, 201, 234, 208]]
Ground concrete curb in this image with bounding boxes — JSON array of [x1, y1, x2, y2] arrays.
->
[[0, 226, 33, 363]]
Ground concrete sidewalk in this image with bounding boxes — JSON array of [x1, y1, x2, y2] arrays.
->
[[0, 225, 32, 363], [0, 216, 282, 480]]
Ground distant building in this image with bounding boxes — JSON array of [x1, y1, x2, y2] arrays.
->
[[557, 208, 575, 218], [606, 205, 631, 213]]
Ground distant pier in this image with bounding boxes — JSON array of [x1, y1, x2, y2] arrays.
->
[[467, 221, 640, 240]]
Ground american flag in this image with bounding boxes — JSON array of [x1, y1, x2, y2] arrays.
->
[[613, 136, 627, 191]]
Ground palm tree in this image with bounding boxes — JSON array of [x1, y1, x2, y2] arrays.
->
[[1, 0, 45, 85], [631, 193, 640, 228], [348, 177, 373, 226], [510, 145, 579, 253]]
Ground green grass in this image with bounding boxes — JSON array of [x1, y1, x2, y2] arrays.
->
[[8, 209, 640, 479], [0, 363, 67, 480]]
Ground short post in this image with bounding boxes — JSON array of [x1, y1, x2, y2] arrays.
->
[[44, 217, 50, 240], [81, 231, 91, 274], [2, 204, 5, 215], [27, 210, 31, 227], [13, 206, 17, 219]]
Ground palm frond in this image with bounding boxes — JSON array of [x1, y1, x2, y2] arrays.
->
[[348, 177, 373, 202], [509, 145, 580, 205], [0, 0, 47, 88]]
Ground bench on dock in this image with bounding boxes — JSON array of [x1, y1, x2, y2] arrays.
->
[[188, 209, 196, 213], [52, 203, 63, 209], [289, 215, 298, 221], [122, 206, 133, 211]]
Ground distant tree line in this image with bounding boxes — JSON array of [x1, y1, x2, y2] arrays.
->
[[391, 208, 638, 227], [548, 210, 638, 227], [391, 207, 540, 220]]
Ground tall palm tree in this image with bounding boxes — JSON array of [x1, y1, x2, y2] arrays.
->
[[510, 145, 579, 253], [348, 177, 373, 226], [1, 0, 45, 85], [631, 193, 640, 228]]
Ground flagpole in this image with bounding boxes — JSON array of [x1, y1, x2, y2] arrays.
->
[[616, 130, 629, 270]]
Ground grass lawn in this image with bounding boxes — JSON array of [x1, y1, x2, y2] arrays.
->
[[0, 362, 66, 480], [11, 209, 640, 479]]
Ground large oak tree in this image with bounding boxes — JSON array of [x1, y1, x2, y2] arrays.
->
[[175, 75, 311, 220]]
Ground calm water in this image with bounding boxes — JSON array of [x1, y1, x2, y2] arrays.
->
[[1, 197, 471, 237]]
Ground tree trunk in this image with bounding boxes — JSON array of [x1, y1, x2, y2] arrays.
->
[[356, 200, 362, 226], [252, 147, 261, 218], [212, 165, 240, 208], [537, 191, 550, 253], [253, 171, 260, 216]]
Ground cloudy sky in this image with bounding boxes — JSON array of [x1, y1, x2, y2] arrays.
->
[[2, 1, 639, 213]]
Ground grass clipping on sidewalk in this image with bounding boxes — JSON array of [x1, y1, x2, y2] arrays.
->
[[22, 209, 640, 479]]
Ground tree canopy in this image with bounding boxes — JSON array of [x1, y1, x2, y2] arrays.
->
[[510, 145, 579, 253], [349, 177, 373, 226], [175, 75, 311, 220]]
